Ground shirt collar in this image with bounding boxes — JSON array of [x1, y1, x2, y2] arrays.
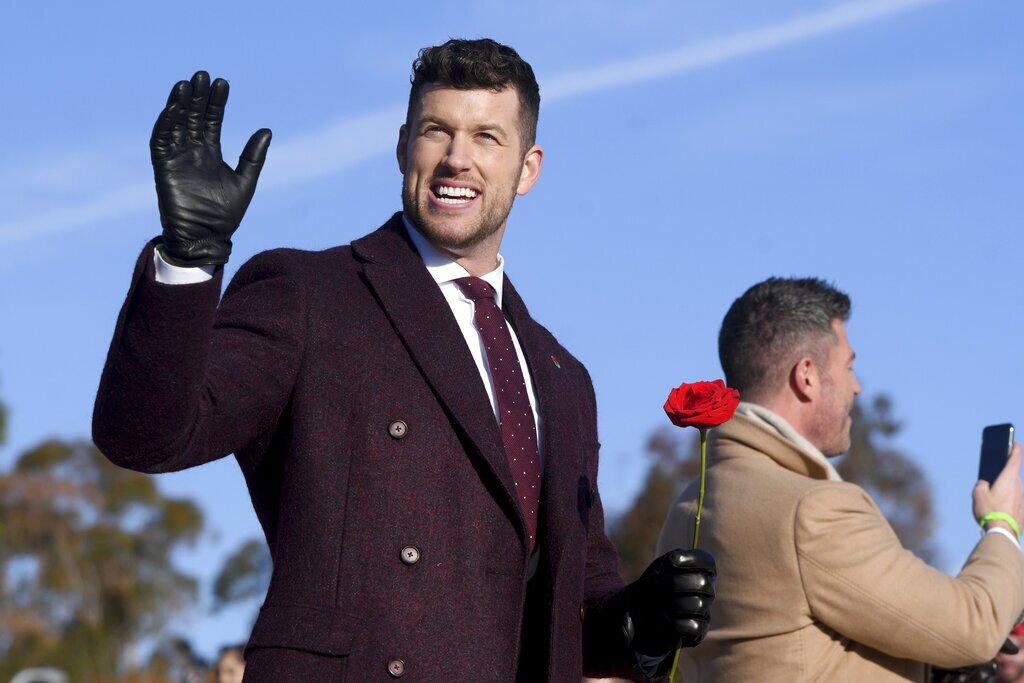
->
[[402, 214, 505, 306], [736, 401, 843, 482]]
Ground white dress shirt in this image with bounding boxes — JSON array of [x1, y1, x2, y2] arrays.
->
[[401, 217, 543, 455]]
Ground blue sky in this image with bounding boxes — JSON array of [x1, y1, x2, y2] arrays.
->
[[1, 0, 1021, 661]]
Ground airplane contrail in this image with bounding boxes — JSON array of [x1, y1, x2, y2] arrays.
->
[[0, 0, 947, 244], [542, 0, 946, 101]]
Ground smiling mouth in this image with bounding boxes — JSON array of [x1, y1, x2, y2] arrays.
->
[[431, 183, 479, 206]]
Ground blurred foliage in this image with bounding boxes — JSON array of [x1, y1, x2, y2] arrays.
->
[[609, 427, 702, 583], [0, 439, 205, 681], [1, 381, 6, 445], [212, 538, 271, 612], [837, 395, 938, 564], [145, 637, 210, 683], [609, 394, 937, 583]]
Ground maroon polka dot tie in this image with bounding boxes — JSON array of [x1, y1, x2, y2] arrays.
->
[[455, 276, 542, 551]]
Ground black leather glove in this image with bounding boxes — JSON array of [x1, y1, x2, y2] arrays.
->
[[150, 70, 272, 266], [623, 548, 716, 656]]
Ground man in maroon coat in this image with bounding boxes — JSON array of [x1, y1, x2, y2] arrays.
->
[[93, 39, 716, 681]]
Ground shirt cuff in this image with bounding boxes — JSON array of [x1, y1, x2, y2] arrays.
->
[[985, 526, 1021, 550], [154, 248, 216, 285], [635, 651, 670, 678]]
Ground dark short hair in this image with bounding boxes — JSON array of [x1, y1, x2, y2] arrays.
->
[[719, 277, 851, 401], [406, 38, 541, 150]]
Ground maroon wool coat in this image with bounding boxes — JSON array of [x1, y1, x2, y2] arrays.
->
[[93, 214, 645, 682]]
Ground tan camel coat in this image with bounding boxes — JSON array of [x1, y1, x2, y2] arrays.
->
[[657, 411, 1024, 682]]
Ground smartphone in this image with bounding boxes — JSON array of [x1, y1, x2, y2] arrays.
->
[[978, 423, 1015, 484]]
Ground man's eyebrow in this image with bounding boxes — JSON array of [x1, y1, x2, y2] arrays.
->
[[477, 122, 510, 137], [417, 115, 510, 138], [417, 115, 450, 128]]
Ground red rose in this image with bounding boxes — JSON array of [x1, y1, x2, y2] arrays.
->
[[663, 379, 740, 431]]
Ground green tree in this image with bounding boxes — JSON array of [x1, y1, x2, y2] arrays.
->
[[0, 439, 204, 682], [1, 380, 7, 445], [212, 537, 271, 612], [609, 393, 937, 583], [608, 428, 701, 583]]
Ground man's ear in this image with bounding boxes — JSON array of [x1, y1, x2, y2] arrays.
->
[[396, 124, 408, 174], [789, 356, 819, 403], [516, 144, 543, 196]]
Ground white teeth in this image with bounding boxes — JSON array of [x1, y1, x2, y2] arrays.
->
[[436, 185, 478, 199]]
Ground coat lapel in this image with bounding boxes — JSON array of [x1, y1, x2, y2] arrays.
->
[[351, 215, 524, 537], [718, 414, 836, 481]]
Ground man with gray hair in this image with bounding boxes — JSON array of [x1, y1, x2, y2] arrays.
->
[[658, 276, 1024, 682]]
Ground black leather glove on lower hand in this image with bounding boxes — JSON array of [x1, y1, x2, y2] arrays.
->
[[151, 70, 272, 267], [623, 548, 716, 656]]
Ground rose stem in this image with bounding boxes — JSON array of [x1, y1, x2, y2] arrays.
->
[[669, 647, 682, 683], [670, 427, 709, 683], [692, 428, 708, 549]]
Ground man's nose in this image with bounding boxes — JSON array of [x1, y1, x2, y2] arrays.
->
[[442, 135, 472, 172]]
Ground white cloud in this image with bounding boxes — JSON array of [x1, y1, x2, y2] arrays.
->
[[542, 0, 946, 101], [0, 0, 947, 245], [0, 184, 152, 243], [258, 104, 406, 190]]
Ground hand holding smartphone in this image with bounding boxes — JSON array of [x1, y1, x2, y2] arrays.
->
[[979, 424, 1015, 484], [973, 423, 1024, 540]]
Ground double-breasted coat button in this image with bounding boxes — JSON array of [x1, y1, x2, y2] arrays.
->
[[388, 420, 408, 439], [400, 546, 420, 565], [579, 605, 586, 623], [387, 659, 406, 677]]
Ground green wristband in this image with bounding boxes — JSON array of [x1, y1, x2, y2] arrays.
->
[[979, 512, 1021, 540]]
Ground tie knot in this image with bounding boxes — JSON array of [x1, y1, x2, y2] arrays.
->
[[454, 276, 497, 302]]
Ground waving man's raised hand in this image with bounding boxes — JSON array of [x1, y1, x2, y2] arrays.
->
[[151, 70, 271, 266]]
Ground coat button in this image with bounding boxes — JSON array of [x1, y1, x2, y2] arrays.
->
[[387, 659, 406, 677], [400, 546, 420, 565], [579, 605, 586, 623], [388, 420, 408, 439]]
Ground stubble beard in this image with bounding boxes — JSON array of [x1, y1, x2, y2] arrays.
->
[[812, 378, 854, 457], [401, 177, 518, 254]]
